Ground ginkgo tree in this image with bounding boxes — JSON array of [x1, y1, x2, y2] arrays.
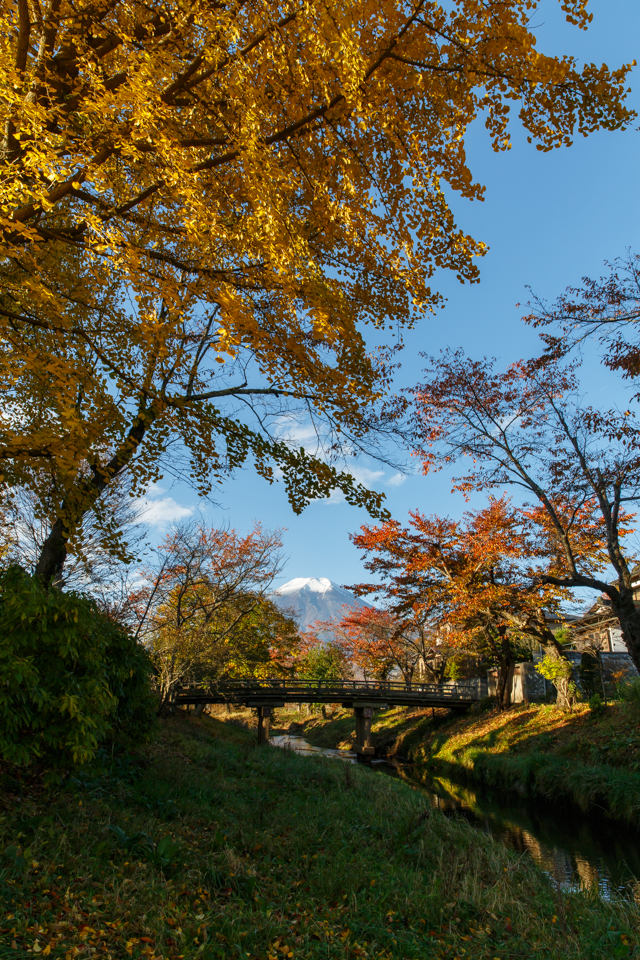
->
[[0, 0, 634, 585]]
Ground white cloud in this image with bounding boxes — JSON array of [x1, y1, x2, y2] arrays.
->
[[143, 481, 165, 498], [136, 483, 194, 528], [274, 418, 322, 450], [350, 466, 385, 487], [386, 472, 407, 487], [273, 415, 402, 502], [321, 465, 386, 507]]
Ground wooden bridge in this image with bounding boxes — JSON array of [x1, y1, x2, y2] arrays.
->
[[175, 678, 488, 760]]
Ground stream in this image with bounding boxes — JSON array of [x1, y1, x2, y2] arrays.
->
[[270, 734, 640, 901]]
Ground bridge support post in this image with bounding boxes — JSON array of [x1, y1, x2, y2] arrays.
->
[[257, 706, 272, 745], [354, 705, 375, 761]]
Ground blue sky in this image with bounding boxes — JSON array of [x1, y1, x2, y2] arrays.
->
[[139, 0, 640, 591]]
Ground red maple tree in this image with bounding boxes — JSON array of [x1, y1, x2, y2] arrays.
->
[[411, 350, 640, 674], [350, 497, 578, 709]]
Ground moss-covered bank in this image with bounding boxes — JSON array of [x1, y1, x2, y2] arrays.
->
[[1, 712, 639, 958], [281, 701, 640, 828]]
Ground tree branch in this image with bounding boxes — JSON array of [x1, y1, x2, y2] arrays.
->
[[541, 572, 618, 601]]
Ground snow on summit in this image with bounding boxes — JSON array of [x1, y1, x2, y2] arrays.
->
[[276, 577, 333, 595], [272, 577, 371, 630]]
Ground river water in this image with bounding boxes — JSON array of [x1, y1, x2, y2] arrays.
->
[[270, 734, 640, 901]]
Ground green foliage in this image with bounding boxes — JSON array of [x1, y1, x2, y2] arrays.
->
[[588, 694, 606, 716], [109, 825, 182, 870], [535, 653, 572, 683], [445, 657, 464, 681], [0, 565, 155, 771], [618, 678, 640, 710], [219, 596, 301, 679], [151, 835, 182, 870], [554, 627, 574, 646], [298, 642, 349, 680]]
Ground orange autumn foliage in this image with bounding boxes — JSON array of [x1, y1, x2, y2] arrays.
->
[[0, 0, 635, 584], [350, 497, 579, 706], [412, 348, 640, 673], [129, 521, 297, 710]]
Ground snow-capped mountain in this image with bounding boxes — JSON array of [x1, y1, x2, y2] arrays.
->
[[272, 577, 372, 631]]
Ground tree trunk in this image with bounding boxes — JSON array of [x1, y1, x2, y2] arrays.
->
[[515, 610, 574, 711], [34, 517, 69, 587], [157, 676, 180, 717], [485, 626, 516, 710], [611, 592, 640, 673], [496, 657, 515, 710], [496, 628, 516, 711], [540, 642, 574, 711], [34, 406, 153, 587], [157, 688, 172, 717]]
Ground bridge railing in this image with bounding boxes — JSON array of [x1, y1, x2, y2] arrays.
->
[[175, 676, 487, 700]]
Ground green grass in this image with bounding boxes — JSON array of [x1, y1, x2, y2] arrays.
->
[[413, 702, 640, 827], [0, 712, 638, 959], [422, 747, 640, 828], [276, 706, 438, 757], [294, 701, 640, 827]]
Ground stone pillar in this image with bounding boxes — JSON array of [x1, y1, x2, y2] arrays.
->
[[257, 706, 272, 745], [354, 706, 375, 762], [193, 703, 206, 718]]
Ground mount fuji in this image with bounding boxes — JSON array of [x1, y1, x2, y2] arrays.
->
[[272, 577, 372, 631]]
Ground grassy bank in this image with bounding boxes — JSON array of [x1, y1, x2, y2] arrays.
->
[[286, 700, 640, 827], [1, 713, 638, 959], [280, 706, 437, 758], [415, 701, 640, 828]]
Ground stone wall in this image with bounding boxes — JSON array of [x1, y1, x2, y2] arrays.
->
[[600, 652, 639, 681], [489, 652, 639, 705], [487, 663, 552, 703], [441, 677, 488, 698]]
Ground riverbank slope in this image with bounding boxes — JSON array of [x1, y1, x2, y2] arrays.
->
[[286, 700, 640, 826], [1, 713, 637, 959]]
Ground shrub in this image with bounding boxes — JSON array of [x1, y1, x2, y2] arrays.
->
[[579, 651, 602, 698], [588, 693, 605, 716], [0, 566, 155, 771], [470, 695, 496, 715], [618, 677, 640, 711], [535, 653, 572, 684], [535, 653, 579, 709], [297, 642, 350, 680]]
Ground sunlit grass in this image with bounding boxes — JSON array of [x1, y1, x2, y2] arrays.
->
[[277, 698, 640, 826], [0, 712, 637, 959]]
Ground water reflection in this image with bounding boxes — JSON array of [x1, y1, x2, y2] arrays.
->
[[270, 734, 356, 761], [270, 733, 640, 901], [398, 767, 640, 901]]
